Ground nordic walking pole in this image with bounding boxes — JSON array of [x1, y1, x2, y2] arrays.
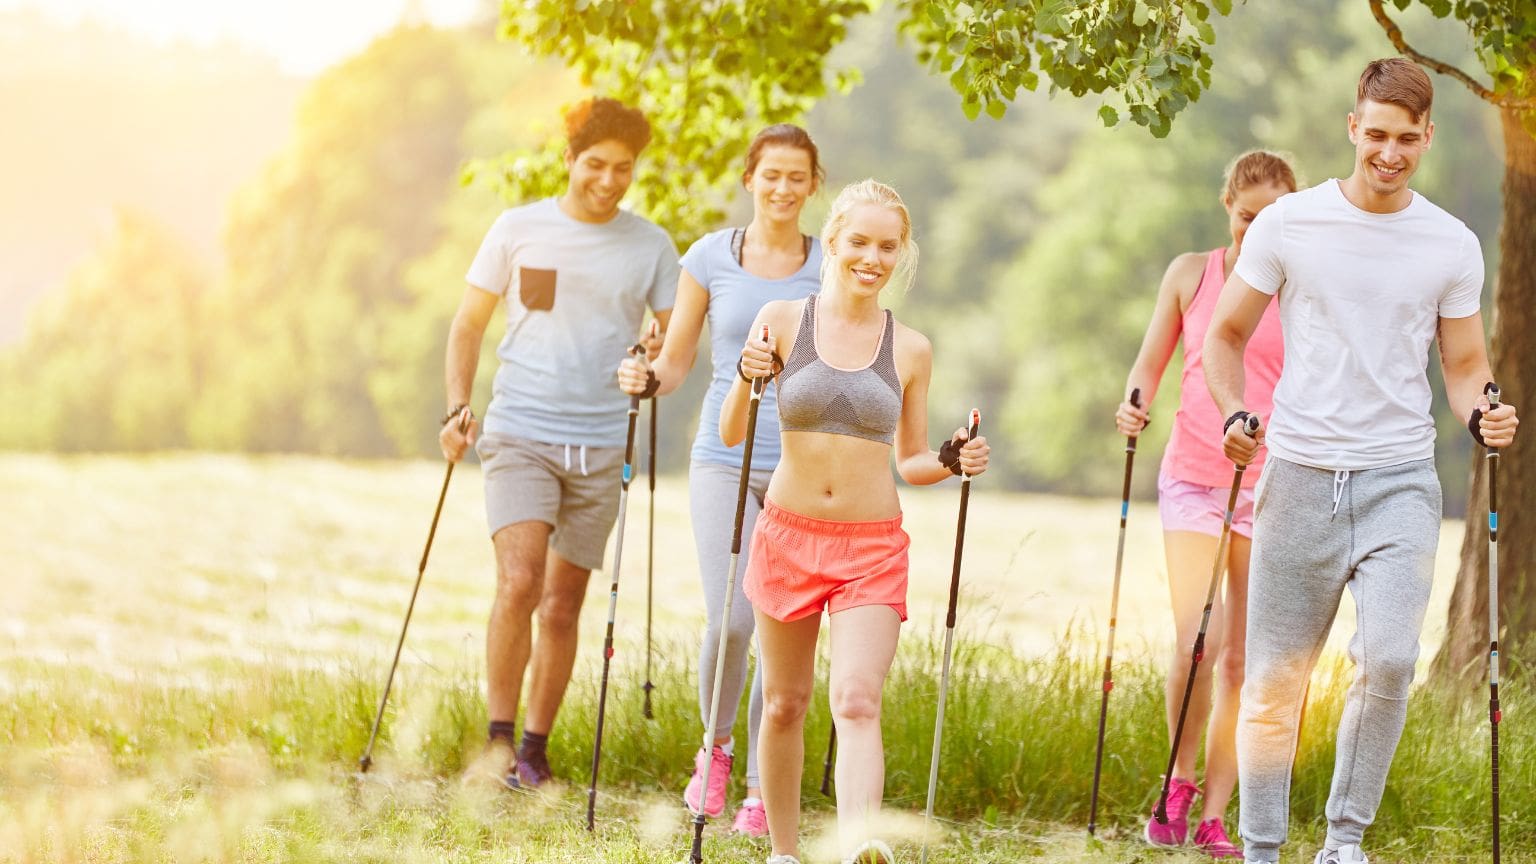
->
[[1089, 387, 1142, 835], [1482, 382, 1502, 864], [644, 319, 660, 721], [586, 344, 646, 831], [358, 408, 470, 774], [920, 409, 981, 864], [820, 727, 837, 797], [687, 324, 771, 864], [1154, 413, 1259, 825]]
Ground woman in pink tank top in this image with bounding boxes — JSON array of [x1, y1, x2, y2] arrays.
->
[[1115, 150, 1298, 858]]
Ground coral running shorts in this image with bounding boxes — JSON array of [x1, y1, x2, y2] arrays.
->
[[743, 498, 911, 623]]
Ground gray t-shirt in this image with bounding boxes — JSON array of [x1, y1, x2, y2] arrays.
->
[[466, 198, 679, 447]]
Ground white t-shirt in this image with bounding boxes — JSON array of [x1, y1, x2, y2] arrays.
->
[[1234, 179, 1483, 471], [465, 198, 679, 447]]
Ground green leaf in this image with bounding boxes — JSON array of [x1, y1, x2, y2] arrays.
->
[[1133, 0, 1151, 27], [1098, 104, 1119, 126], [986, 98, 1007, 119], [962, 96, 982, 120], [1212, 0, 1232, 14]]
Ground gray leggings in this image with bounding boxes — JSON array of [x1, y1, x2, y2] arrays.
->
[[690, 459, 772, 789], [1238, 457, 1440, 861]]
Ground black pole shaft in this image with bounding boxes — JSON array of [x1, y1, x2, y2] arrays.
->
[[359, 458, 456, 773], [644, 397, 657, 720], [820, 727, 837, 797], [1089, 388, 1140, 834], [586, 394, 641, 831], [689, 376, 766, 864], [921, 412, 980, 864], [1155, 458, 1247, 823]]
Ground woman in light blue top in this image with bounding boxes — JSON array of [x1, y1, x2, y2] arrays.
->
[[617, 124, 823, 835]]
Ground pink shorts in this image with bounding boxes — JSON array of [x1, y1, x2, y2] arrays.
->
[[1157, 468, 1256, 539], [743, 498, 910, 623]]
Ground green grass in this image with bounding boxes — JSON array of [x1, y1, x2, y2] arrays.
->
[[0, 454, 1524, 862]]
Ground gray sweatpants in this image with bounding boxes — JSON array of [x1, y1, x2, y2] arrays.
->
[[690, 460, 773, 789], [1239, 457, 1440, 862]]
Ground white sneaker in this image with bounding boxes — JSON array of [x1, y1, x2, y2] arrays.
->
[[843, 839, 895, 864], [766, 856, 801, 864], [1313, 845, 1369, 864]]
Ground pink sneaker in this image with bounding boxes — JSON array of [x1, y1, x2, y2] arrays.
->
[[683, 745, 732, 817], [732, 798, 768, 837], [1144, 777, 1200, 847], [1194, 818, 1243, 859]]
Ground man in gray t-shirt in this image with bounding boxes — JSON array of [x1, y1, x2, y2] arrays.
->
[[438, 98, 678, 790]]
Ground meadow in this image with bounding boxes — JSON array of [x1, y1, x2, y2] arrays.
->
[[1, 455, 1525, 863]]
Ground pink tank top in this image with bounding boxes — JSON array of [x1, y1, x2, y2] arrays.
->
[[1162, 248, 1283, 489]]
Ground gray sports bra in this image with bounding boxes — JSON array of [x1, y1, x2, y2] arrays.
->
[[777, 294, 902, 444]]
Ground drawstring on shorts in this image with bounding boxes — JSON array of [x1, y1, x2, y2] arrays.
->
[[563, 443, 590, 476]]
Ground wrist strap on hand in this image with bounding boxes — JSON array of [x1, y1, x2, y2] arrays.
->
[[441, 403, 473, 428], [639, 369, 660, 399], [938, 438, 964, 476], [1223, 410, 1252, 436]]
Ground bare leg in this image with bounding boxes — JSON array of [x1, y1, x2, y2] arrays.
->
[[524, 549, 593, 735], [1202, 534, 1250, 822], [1163, 530, 1228, 782], [829, 605, 902, 856], [756, 609, 822, 859], [486, 521, 552, 726]]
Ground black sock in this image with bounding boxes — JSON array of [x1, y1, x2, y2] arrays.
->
[[488, 720, 517, 746], [519, 730, 548, 759]]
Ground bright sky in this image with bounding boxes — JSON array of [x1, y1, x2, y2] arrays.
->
[[1, 0, 483, 75]]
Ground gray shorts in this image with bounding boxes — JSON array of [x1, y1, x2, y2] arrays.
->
[[475, 433, 626, 572]]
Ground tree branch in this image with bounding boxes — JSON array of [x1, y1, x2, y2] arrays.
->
[[1368, 0, 1536, 110]]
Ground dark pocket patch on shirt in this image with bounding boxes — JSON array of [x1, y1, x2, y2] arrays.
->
[[519, 267, 556, 311]]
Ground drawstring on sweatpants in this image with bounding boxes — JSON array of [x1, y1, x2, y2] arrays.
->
[[562, 443, 590, 476], [1331, 470, 1351, 518]]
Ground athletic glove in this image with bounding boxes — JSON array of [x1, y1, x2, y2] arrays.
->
[[638, 368, 660, 399], [938, 437, 964, 476]]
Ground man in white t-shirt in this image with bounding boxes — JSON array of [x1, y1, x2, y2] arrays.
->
[[1204, 59, 1519, 864], [438, 98, 678, 790]]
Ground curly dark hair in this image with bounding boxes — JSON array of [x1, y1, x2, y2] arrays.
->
[[564, 97, 652, 157]]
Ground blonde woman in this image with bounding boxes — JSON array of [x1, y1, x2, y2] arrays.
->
[[725, 179, 990, 864]]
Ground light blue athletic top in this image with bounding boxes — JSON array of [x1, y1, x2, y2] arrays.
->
[[684, 228, 821, 471], [465, 198, 679, 447]]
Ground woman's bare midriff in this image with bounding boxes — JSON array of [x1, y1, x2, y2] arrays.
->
[[764, 431, 900, 521]]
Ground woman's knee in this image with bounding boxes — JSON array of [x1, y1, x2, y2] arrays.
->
[[830, 676, 883, 725], [763, 686, 812, 729], [1218, 648, 1246, 692]]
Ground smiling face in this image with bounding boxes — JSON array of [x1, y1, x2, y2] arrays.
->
[[745, 144, 816, 225], [562, 138, 637, 223], [1346, 98, 1433, 210], [829, 203, 906, 295]]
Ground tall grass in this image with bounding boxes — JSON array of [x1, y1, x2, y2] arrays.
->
[[3, 630, 1526, 862]]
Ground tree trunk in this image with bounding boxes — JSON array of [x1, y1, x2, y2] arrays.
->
[[1434, 107, 1536, 684]]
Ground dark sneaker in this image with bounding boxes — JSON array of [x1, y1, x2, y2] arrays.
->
[[515, 750, 554, 788]]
